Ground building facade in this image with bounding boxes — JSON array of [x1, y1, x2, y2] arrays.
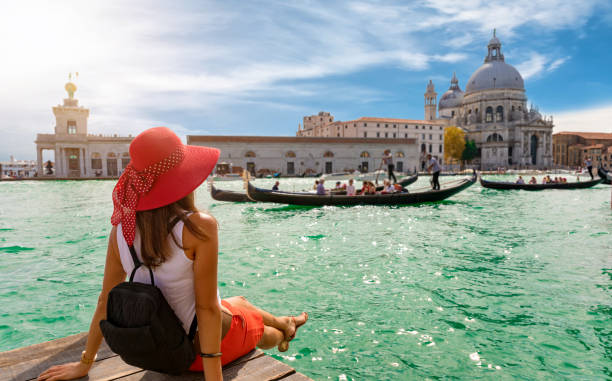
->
[[296, 32, 555, 170], [0, 156, 38, 178], [553, 131, 612, 169], [35, 80, 133, 178], [436, 32, 554, 169], [187, 135, 419, 176]]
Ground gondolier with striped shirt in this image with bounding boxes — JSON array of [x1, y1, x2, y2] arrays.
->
[[382, 150, 397, 183], [427, 154, 441, 190]]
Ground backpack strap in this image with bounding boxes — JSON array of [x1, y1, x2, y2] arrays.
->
[[188, 316, 198, 341], [128, 245, 155, 286]]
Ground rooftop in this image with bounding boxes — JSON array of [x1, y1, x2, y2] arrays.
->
[[187, 135, 416, 145], [554, 131, 612, 140]]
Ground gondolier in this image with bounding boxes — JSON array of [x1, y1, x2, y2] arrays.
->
[[585, 157, 593, 179], [427, 154, 441, 190], [382, 150, 397, 183]]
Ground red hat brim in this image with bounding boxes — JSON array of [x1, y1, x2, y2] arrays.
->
[[135, 144, 220, 211]]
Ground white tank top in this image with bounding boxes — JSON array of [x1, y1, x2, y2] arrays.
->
[[116, 216, 220, 334]]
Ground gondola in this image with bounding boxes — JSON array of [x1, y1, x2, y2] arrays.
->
[[210, 184, 253, 203], [331, 173, 419, 195], [597, 167, 611, 185], [210, 173, 419, 202], [480, 176, 604, 190], [245, 173, 476, 206]]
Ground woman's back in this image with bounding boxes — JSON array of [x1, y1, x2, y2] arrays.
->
[[116, 218, 197, 333]]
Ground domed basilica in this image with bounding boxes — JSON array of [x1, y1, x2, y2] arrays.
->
[[429, 32, 554, 169]]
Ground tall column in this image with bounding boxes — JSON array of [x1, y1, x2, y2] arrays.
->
[[81, 148, 86, 177], [37, 147, 43, 176]]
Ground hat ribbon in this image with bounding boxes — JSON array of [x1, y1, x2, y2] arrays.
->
[[111, 145, 186, 246]]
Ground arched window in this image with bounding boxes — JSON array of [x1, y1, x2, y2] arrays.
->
[[285, 151, 296, 158], [245, 151, 256, 158], [395, 151, 405, 158], [323, 151, 334, 158], [360, 151, 370, 158], [486, 133, 504, 142], [496, 106, 504, 122], [107, 152, 116, 158], [421, 143, 426, 153], [122, 152, 130, 157], [91, 152, 102, 170], [121, 152, 130, 169], [485, 107, 493, 122]]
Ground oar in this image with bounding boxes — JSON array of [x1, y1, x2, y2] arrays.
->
[[374, 158, 384, 185]]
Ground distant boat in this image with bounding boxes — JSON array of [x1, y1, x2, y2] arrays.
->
[[321, 172, 360, 181], [480, 176, 603, 190]]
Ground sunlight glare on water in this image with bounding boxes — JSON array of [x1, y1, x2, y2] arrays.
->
[[0, 176, 610, 380]]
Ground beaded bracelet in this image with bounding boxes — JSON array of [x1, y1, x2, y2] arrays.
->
[[200, 352, 223, 358]]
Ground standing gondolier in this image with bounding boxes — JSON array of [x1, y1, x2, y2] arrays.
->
[[585, 157, 593, 179], [382, 150, 397, 183], [427, 154, 441, 190]]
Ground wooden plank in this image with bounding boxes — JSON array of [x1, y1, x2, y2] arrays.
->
[[276, 372, 312, 381], [0, 334, 116, 381], [222, 355, 295, 381], [114, 350, 268, 381], [1, 334, 313, 381]]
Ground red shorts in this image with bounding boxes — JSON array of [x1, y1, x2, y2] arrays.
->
[[189, 300, 264, 370]]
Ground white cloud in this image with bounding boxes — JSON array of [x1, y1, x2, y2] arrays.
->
[[0, 0, 605, 159], [516, 53, 571, 79], [547, 56, 571, 72], [552, 104, 612, 133]]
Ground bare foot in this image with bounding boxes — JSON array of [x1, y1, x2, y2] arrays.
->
[[278, 312, 308, 352]]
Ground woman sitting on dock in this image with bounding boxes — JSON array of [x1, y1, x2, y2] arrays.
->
[[38, 127, 307, 381]]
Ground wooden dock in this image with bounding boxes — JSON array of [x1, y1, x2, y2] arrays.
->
[[0, 333, 312, 381]]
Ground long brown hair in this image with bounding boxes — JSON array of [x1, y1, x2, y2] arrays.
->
[[135, 193, 208, 268]]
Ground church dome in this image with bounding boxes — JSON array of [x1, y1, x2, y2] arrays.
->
[[465, 32, 524, 93], [439, 72, 464, 110]]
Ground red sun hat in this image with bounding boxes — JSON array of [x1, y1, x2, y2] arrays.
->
[[111, 127, 219, 246]]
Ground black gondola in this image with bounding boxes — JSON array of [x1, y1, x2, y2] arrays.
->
[[245, 173, 476, 206], [597, 167, 611, 185], [210, 174, 419, 202], [210, 184, 253, 203], [480, 176, 603, 190]]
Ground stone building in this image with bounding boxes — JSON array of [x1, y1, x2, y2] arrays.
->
[[437, 32, 554, 169], [187, 135, 418, 176], [0, 156, 38, 178], [297, 115, 444, 170], [35, 79, 133, 178], [553, 131, 612, 169]]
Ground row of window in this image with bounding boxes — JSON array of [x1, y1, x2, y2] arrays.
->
[[420, 144, 443, 154], [351, 123, 443, 130], [245, 151, 406, 158]]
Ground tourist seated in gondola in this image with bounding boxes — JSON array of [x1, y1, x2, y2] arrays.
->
[[380, 179, 395, 194], [359, 181, 376, 195], [333, 181, 345, 191], [528, 177, 537, 184], [316, 179, 327, 195], [393, 183, 405, 192], [272, 181, 280, 191], [516, 176, 525, 184], [346, 179, 356, 196], [313, 180, 319, 190]]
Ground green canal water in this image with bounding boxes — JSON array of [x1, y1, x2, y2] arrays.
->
[[0, 176, 610, 380]]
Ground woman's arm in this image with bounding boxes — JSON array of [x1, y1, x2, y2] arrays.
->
[[186, 212, 223, 381], [38, 226, 126, 381]]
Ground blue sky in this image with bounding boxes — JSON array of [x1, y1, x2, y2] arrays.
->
[[1, 0, 611, 160]]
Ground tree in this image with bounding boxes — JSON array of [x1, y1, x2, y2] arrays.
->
[[461, 139, 478, 163], [444, 126, 466, 164]]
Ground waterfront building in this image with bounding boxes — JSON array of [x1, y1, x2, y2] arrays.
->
[[436, 32, 554, 169], [0, 156, 38, 178], [35, 79, 132, 178], [297, 114, 444, 170], [297, 32, 555, 170], [187, 135, 418, 176], [553, 131, 612, 169]]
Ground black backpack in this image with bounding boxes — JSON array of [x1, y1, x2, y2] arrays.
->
[[100, 245, 198, 374]]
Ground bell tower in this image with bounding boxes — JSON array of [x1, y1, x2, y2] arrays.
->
[[52, 72, 89, 136], [424, 79, 437, 120]]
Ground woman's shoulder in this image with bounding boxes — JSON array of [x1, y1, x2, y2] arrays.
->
[[186, 211, 218, 231]]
